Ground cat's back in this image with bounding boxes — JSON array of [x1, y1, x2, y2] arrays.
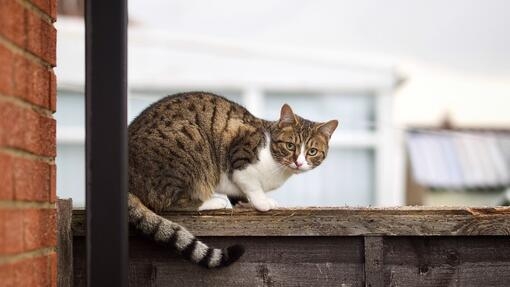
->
[[129, 92, 257, 137]]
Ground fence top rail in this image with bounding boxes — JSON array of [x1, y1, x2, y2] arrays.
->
[[70, 205, 510, 237]]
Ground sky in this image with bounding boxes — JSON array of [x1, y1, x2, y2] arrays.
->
[[129, 0, 510, 77]]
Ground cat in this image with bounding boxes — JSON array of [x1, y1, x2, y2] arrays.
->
[[128, 91, 338, 268]]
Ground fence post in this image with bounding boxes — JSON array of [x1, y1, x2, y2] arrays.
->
[[57, 199, 73, 287], [364, 236, 384, 287]]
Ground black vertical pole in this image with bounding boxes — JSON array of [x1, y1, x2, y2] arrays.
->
[[85, 0, 128, 286]]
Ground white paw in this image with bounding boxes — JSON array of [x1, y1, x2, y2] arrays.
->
[[267, 198, 278, 209], [198, 196, 232, 211], [250, 197, 278, 212]]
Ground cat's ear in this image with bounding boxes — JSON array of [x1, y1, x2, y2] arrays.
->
[[279, 104, 297, 128], [318, 120, 338, 138]]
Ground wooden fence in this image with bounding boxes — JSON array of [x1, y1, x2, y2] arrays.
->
[[57, 200, 510, 286]]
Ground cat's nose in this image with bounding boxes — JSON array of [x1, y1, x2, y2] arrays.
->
[[295, 161, 303, 168]]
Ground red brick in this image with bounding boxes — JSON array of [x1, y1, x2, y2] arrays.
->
[[49, 251, 57, 287], [23, 208, 56, 251], [50, 0, 57, 21], [0, 0, 56, 66], [0, 0, 26, 48], [13, 157, 52, 202], [0, 209, 24, 255], [0, 45, 55, 110], [0, 261, 15, 286], [30, 0, 57, 21], [0, 254, 53, 287], [0, 208, 56, 255], [13, 54, 53, 109], [26, 9, 57, 66], [0, 45, 15, 96], [0, 151, 54, 204], [0, 101, 56, 157], [0, 154, 14, 200], [0, 0, 56, 285], [49, 164, 56, 203]]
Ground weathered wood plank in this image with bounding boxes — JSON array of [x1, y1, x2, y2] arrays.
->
[[72, 237, 86, 287], [71, 207, 510, 286], [383, 237, 510, 286], [129, 236, 364, 264], [72, 207, 510, 236], [152, 262, 361, 287], [364, 236, 384, 287], [57, 199, 73, 287], [141, 236, 364, 287], [386, 263, 510, 287], [73, 236, 365, 287]]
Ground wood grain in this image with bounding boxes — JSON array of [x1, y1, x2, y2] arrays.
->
[[69, 207, 510, 286], [73, 236, 365, 287], [364, 236, 384, 287], [72, 206, 510, 236], [57, 199, 73, 287], [383, 237, 510, 286]]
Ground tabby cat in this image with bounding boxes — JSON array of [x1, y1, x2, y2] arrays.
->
[[128, 92, 338, 268]]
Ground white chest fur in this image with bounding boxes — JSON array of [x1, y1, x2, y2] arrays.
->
[[215, 138, 293, 196]]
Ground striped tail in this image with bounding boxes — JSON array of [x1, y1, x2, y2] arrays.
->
[[128, 193, 244, 268]]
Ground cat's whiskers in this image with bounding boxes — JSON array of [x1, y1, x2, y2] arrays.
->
[[269, 163, 287, 175], [269, 161, 294, 175]]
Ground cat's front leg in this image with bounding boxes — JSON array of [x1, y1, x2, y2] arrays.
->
[[198, 194, 232, 211], [232, 170, 278, 212], [242, 196, 278, 211]]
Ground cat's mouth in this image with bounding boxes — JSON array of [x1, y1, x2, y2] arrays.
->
[[286, 162, 310, 173], [280, 160, 310, 173]]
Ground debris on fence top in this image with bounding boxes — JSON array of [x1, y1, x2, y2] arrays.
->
[[72, 206, 510, 237]]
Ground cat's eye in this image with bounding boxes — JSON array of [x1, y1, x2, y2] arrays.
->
[[308, 148, 318, 156], [286, 142, 296, 151]]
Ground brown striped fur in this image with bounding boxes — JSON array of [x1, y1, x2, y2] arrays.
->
[[128, 92, 337, 268]]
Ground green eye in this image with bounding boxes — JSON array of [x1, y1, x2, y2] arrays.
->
[[286, 142, 296, 151], [308, 148, 318, 156]]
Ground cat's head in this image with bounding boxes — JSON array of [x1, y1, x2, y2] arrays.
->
[[269, 104, 338, 173]]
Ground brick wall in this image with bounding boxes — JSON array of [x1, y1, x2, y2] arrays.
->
[[0, 0, 57, 286]]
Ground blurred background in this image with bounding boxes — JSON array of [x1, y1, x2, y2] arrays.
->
[[55, 0, 510, 207]]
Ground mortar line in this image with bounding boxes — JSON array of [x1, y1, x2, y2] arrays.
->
[[0, 93, 54, 117], [17, 0, 55, 24], [0, 201, 56, 209], [0, 147, 55, 164], [0, 34, 54, 69], [0, 247, 56, 265]]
